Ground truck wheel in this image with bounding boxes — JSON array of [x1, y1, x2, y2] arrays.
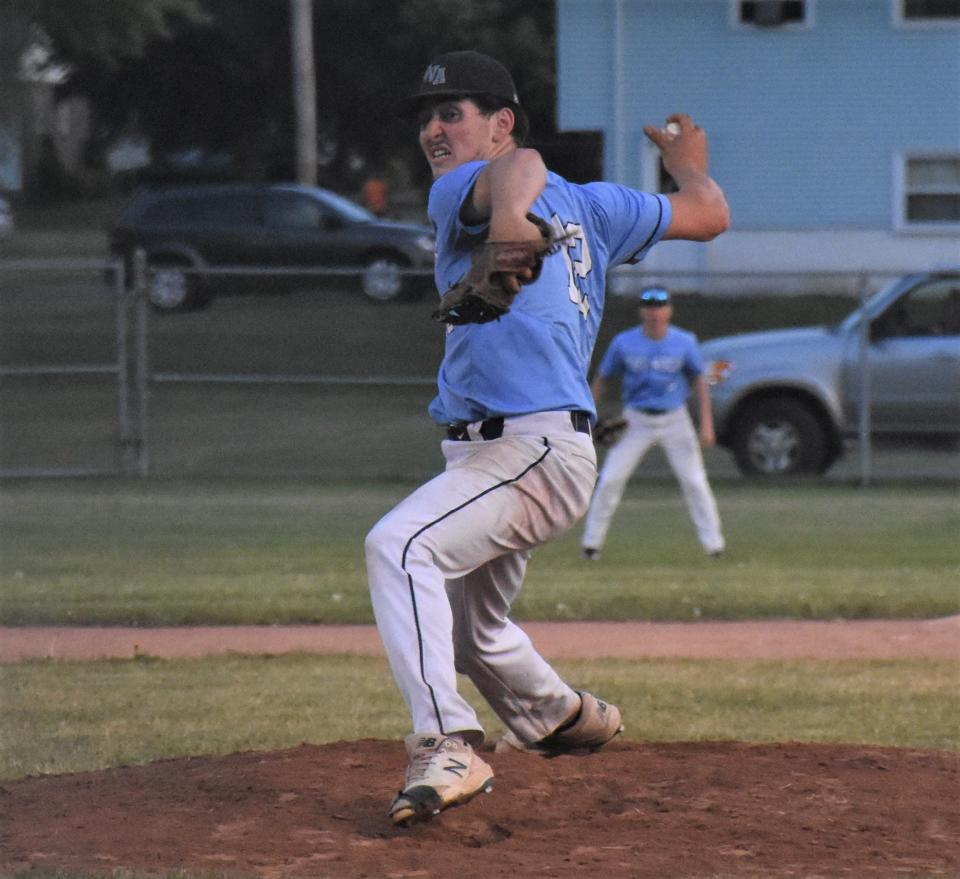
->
[[731, 398, 830, 476]]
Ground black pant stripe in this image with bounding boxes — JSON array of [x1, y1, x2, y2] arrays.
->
[[399, 439, 552, 734]]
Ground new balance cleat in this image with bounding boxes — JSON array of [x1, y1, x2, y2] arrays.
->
[[495, 692, 623, 757], [389, 733, 494, 826]]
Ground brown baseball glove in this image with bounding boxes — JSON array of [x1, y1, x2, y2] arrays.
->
[[432, 213, 567, 325], [593, 416, 628, 447]]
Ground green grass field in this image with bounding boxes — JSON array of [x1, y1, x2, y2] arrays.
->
[[1, 480, 957, 625], [2, 654, 956, 781], [2, 476, 957, 783]]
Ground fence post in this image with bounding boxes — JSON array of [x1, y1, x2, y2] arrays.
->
[[856, 272, 873, 487], [133, 249, 150, 477], [114, 257, 135, 475]]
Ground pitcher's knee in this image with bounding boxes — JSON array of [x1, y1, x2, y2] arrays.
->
[[364, 516, 403, 574], [365, 515, 436, 579]]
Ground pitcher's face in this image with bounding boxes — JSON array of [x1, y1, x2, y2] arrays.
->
[[418, 99, 512, 178]]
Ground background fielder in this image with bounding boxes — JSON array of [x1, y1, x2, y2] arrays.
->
[[581, 287, 725, 558]]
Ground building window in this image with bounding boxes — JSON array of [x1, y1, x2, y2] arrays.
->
[[903, 156, 960, 226], [641, 139, 679, 196], [895, 0, 960, 26], [903, 0, 960, 19], [734, 0, 811, 28], [658, 158, 678, 195]]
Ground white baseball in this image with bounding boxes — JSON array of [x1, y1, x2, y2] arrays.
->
[[664, 122, 681, 136]]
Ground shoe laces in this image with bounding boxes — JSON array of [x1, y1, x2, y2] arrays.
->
[[406, 741, 454, 785], [406, 751, 435, 783]]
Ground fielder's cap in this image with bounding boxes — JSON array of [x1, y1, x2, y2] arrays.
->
[[639, 287, 671, 306], [400, 50, 521, 116]]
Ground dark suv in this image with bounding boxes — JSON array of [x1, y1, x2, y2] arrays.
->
[[108, 182, 435, 311]]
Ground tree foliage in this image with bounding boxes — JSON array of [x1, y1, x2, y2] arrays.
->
[[8, 0, 591, 193], [4, 0, 207, 68]]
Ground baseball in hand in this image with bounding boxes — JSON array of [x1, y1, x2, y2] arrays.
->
[[664, 122, 681, 136]]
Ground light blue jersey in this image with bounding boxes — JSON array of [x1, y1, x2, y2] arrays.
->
[[598, 325, 705, 412], [427, 161, 671, 425]]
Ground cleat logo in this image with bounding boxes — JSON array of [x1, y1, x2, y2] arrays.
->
[[443, 757, 467, 777]]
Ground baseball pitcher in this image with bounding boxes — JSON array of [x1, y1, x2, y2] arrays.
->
[[364, 49, 729, 825]]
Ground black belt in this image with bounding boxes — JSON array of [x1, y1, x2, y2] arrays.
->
[[636, 407, 670, 415], [447, 411, 592, 441]]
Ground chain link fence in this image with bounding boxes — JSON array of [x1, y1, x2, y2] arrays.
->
[[2, 253, 957, 484], [0, 257, 143, 477]]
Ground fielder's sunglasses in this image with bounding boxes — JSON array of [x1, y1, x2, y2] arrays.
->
[[639, 288, 671, 306]]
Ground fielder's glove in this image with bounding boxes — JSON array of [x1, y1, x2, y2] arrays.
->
[[593, 416, 628, 447], [432, 213, 568, 325]]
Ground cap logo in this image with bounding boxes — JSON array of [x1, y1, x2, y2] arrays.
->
[[423, 64, 446, 86]]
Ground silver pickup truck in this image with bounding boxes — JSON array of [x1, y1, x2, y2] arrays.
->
[[700, 270, 960, 476]]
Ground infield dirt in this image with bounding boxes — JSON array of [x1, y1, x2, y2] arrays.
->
[[2, 738, 957, 878], [2, 620, 958, 878]]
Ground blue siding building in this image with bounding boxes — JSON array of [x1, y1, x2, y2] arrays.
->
[[556, 0, 960, 280]]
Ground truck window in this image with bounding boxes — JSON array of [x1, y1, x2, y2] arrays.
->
[[875, 280, 960, 338]]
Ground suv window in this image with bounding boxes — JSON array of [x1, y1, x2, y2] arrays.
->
[[202, 192, 262, 226], [265, 192, 329, 229], [141, 195, 205, 225]]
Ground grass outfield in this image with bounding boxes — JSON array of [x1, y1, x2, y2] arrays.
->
[[1, 654, 956, 780], [0, 480, 957, 625]]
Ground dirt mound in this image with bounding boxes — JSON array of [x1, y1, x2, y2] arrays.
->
[[2, 739, 957, 878]]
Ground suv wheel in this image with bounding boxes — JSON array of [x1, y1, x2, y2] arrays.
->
[[148, 264, 202, 312], [360, 254, 407, 302], [731, 398, 829, 476]]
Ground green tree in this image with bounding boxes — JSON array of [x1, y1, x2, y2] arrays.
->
[[2, 0, 207, 69], [4, 0, 601, 195], [0, 0, 207, 186]]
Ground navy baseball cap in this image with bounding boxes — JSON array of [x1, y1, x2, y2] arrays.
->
[[399, 50, 521, 116], [639, 287, 671, 306]]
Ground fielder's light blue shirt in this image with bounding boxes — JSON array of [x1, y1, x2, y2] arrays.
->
[[427, 161, 671, 425], [598, 325, 705, 412]]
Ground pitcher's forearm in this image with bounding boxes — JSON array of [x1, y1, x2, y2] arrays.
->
[[468, 150, 547, 237]]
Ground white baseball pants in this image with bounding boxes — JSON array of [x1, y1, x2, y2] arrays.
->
[[581, 406, 724, 554], [365, 411, 597, 745]]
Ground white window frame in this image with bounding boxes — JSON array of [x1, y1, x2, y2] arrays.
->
[[893, 0, 960, 29], [895, 152, 960, 232], [729, 0, 815, 31]]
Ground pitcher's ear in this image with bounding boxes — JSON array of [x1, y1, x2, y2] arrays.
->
[[493, 106, 516, 141]]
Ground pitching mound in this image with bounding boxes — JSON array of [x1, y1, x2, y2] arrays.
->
[[2, 739, 957, 878]]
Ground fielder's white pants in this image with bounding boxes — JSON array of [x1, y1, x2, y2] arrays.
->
[[365, 411, 597, 745], [581, 406, 724, 554]]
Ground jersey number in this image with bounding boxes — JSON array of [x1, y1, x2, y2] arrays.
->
[[550, 215, 592, 318]]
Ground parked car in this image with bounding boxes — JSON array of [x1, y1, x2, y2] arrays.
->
[[701, 270, 960, 476], [108, 182, 435, 311], [0, 196, 13, 239]]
